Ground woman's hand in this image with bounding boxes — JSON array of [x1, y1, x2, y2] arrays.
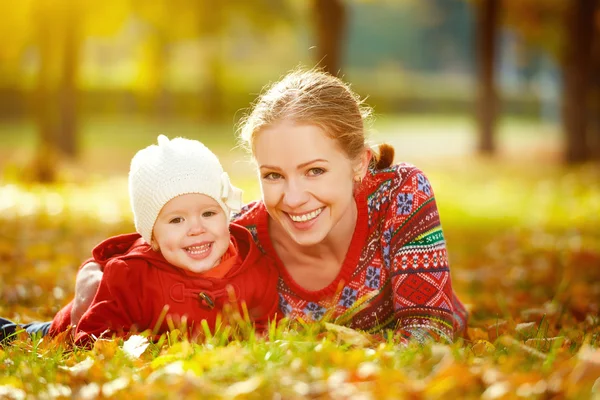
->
[[70, 262, 103, 325]]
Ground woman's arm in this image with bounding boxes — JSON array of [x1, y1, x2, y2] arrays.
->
[[71, 262, 104, 325], [385, 166, 458, 343]]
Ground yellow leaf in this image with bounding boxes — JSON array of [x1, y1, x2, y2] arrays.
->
[[472, 340, 495, 356], [59, 357, 94, 376], [323, 322, 372, 348]]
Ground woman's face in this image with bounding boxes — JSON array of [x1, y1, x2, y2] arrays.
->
[[254, 120, 365, 247]]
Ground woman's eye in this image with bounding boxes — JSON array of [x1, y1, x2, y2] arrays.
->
[[263, 172, 282, 180], [169, 217, 183, 224], [307, 168, 325, 176]]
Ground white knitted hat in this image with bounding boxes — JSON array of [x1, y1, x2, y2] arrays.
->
[[129, 134, 243, 244]]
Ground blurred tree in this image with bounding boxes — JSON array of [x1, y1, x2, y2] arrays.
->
[[33, 0, 82, 181], [592, 17, 600, 160], [133, 0, 292, 121], [502, 0, 599, 163], [313, 0, 347, 76], [0, 1, 35, 88], [561, 0, 598, 163], [30, 0, 132, 181], [475, 0, 500, 155]]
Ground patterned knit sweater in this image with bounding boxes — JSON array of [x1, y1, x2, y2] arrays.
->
[[233, 163, 468, 343]]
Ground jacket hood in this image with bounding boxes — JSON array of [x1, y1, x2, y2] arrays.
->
[[91, 224, 261, 280]]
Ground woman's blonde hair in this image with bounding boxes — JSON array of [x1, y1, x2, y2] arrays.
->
[[238, 68, 394, 169]]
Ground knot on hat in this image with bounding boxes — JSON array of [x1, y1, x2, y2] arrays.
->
[[220, 172, 242, 213]]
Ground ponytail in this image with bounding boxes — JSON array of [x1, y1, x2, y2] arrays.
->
[[370, 143, 395, 170]]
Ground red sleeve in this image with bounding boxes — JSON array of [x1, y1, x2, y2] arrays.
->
[[74, 258, 150, 345], [248, 259, 280, 332]]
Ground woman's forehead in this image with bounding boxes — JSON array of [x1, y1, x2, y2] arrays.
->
[[254, 123, 348, 165]]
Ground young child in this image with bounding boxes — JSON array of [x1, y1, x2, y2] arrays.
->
[[49, 135, 279, 344]]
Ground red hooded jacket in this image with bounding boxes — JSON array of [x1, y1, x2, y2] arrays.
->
[[49, 224, 279, 343]]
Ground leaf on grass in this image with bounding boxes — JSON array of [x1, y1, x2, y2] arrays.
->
[[568, 345, 600, 386], [323, 323, 371, 347], [44, 384, 71, 398], [147, 361, 186, 384], [471, 340, 495, 356], [525, 337, 566, 353], [467, 327, 489, 342], [93, 338, 118, 359], [121, 335, 150, 359], [481, 381, 511, 400], [487, 320, 515, 342], [30, 327, 73, 354], [499, 336, 547, 360], [102, 377, 129, 397], [224, 375, 263, 398], [59, 357, 94, 376], [0, 385, 26, 400], [515, 322, 537, 336], [77, 383, 100, 400]]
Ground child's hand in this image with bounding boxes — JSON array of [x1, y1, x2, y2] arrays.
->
[[71, 262, 103, 325]]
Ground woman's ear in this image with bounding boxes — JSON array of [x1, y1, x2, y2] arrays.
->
[[353, 148, 372, 181]]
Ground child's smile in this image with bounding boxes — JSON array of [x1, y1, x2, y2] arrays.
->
[[152, 194, 230, 273]]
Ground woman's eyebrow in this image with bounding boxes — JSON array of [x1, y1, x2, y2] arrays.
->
[[259, 159, 328, 171]]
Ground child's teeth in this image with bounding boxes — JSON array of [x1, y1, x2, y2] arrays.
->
[[187, 244, 210, 254]]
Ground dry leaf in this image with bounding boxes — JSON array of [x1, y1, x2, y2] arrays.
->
[[121, 335, 150, 359]]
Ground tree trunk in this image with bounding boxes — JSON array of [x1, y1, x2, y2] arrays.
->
[[314, 0, 347, 76], [58, 0, 79, 158], [34, 3, 60, 182], [199, 0, 224, 121], [476, 0, 500, 155], [562, 0, 596, 163], [589, 3, 600, 160]]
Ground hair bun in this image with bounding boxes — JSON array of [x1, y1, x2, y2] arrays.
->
[[374, 143, 395, 170]]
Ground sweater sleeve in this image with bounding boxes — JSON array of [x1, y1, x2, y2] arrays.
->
[[74, 259, 150, 345], [384, 166, 455, 343]]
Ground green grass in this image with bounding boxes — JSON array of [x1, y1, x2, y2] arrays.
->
[[1, 115, 599, 398]]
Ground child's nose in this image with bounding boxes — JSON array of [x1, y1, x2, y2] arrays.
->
[[187, 219, 206, 235]]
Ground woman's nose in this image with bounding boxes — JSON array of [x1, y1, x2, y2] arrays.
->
[[282, 180, 309, 208]]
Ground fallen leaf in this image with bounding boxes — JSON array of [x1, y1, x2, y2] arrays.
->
[[121, 335, 150, 359]]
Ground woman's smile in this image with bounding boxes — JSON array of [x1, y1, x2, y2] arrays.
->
[[287, 207, 324, 222]]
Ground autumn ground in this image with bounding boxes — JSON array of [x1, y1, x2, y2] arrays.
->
[[0, 116, 599, 399]]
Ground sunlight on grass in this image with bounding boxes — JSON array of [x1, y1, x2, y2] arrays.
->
[[0, 179, 130, 224]]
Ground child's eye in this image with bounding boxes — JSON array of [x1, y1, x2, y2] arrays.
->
[[169, 217, 183, 224], [307, 167, 325, 176], [263, 172, 283, 181], [202, 211, 217, 218]]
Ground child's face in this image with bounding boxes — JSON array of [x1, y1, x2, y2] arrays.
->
[[152, 193, 230, 273]]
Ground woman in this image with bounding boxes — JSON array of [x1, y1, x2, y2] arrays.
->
[[2, 68, 468, 343]]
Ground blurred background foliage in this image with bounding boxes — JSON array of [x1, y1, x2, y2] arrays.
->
[[0, 0, 598, 183]]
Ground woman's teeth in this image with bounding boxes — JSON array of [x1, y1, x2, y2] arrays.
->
[[289, 208, 323, 222], [186, 243, 211, 254]]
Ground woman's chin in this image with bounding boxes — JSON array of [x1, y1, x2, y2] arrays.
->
[[285, 226, 327, 247]]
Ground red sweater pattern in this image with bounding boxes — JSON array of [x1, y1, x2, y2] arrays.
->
[[232, 164, 468, 343]]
